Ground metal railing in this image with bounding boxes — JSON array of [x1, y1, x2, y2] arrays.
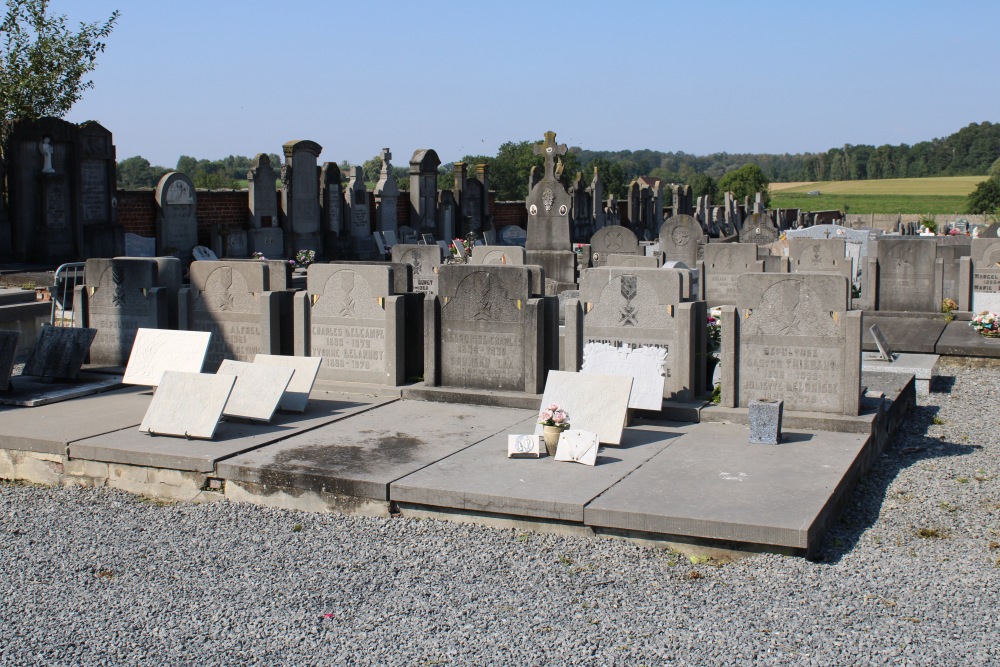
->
[[49, 262, 85, 326]]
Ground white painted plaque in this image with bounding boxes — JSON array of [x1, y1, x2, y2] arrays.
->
[[252, 354, 322, 412], [216, 360, 294, 422], [123, 329, 211, 387], [507, 433, 544, 459], [138, 371, 234, 439], [581, 342, 666, 410], [535, 370, 632, 445], [554, 429, 599, 466]]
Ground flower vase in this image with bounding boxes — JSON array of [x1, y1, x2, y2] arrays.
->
[[542, 425, 564, 456]]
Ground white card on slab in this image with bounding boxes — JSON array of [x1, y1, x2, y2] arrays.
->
[[554, 429, 599, 466], [507, 434, 544, 458]]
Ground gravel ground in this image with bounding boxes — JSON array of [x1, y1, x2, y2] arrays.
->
[[1, 358, 998, 666]]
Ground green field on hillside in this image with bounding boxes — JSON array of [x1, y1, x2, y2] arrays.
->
[[769, 176, 984, 214], [770, 193, 969, 215]]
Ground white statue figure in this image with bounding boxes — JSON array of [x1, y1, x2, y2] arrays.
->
[[40, 138, 55, 174]]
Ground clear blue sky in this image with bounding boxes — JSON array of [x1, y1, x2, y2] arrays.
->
[[60, 0, 1000, 170]]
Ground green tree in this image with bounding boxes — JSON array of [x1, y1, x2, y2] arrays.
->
[[116, 155, 168, 189], [988, 156, 1000, 181], [966, 178, 1000, 215], [717, 164, 771, 208], [0, 1, 119, 125], [688, 172, 718, 202]]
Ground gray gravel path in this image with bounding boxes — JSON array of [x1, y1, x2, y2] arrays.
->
[[2, 358, 999, 666]]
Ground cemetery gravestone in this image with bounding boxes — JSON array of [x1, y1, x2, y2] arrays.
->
[[123, 233, 156, 257], [346, 166, 378, 259], [581, 343, 666, 410], [875, 239, 940, 312], [320, 162, 344, 257], [22, 325, 97, 380], [247, 153, 284, 257], [524, 132, 576, 287], [138, 371, 235, 440], [281, 140, 323, 256], [122, 328, 212, 387], [426, 264, 545, 393], [575, 267, 704, 401], [738, 213, 780, 245], [180, 261, 280, 370], [590, 225, 640, 268], [409, 149, 441, 232], [659, 214, 705, 266], [722, 273, 860, 415], [604, 254, 660, 268], [702, 243, 762, 307], [295, 263, 404, 385], [216, 360, 294, 422], [970, 239, 1000, 312], [392, 244, 442, 294], [374, 148, 399, 233], [77, 258, 166, 366], [869, 323, 894, 361], [469, 246, 526, 265], [154, 172, 198, 262], [252, 354, 322, 413]]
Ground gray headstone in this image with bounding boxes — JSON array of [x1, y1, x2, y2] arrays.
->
[[22, 325, 97, 379], [252, 354, 322, 413], [971, 238, 1000, 312], [703, 243, 761, 306], [122, 328, 212, 387], [748, 399, 783, 445], [604, 254, 659, 268], [738, 213, 780, 245], [123, 233, 156, 258], [374, 148, 400, 234], [138, 371, 235, 440], [154, 172, 198, 262], [875, 239, 938, 311], [281, 140, 323, 255], [658, 214, 704, 266], [182, 261, 279, 369], [524, 132, 572, 252], [216, 360, 294, 422], [469, 246, 526, 266], [299, 263, 402, 385], [590, 225, 640, 267], [392, 244, 443, 295], [247, 153, 278, 228], [82, 258, 164, 366], [498, 225, 527, 247], [0, 330, 20, 390]]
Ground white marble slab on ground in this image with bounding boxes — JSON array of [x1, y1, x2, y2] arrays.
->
[[581, 342, 666, 410], [554, 429, 599, 465], [217, 360, 294, 422], [252, 354, 322, 412], [534, 371, 632, 445], [138, 371, 235, 440], [123, 329, 211, 387]]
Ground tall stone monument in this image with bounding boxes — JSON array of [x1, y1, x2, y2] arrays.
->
[[409, 149, 440, 235], [280, 140, 323, 257], [374, 148, 399, 234], [154, 172, 198, 261], [247, 153, 283, 257], [319, 162, 344, 259], [525, 131, 575, 292], [345, 166, 377, 259]]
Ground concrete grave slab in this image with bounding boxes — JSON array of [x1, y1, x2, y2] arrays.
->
[[138, 371, 236, 440], [22, 325, 97, 379], [534, 370, 632, 445], [0, 372, 123, 407], [252, 354, 322, 412], [216, 400, 533, 500], [584, 421, 871, 554], [861, 353, 938, 397], [861, 314, 947, 354], [216, 360, 294, 422], [122, 328, 211, 386], [73, 394, 392, 472], [935, 320, 1000, 358], [0, 386, 151, 455], [392, 417, 685, 522]]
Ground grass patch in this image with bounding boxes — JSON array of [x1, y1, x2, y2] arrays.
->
[[916, 527, 944, 539], [772, 176, 983, 196], [770, 193, 968, 215]]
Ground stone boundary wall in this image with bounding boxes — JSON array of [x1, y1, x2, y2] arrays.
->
[[843, 213, 993, 232]]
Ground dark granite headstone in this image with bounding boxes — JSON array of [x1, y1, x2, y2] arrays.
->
[[0, 330, 20, 389], [22, 325, 97, 379], [738, 213, 780, 245], [590, 225, 640, 268], [875, 239, 938, 311], [155, 172, 198, 262], [281, 140, 323, 256], [658, 214, 705, 267]]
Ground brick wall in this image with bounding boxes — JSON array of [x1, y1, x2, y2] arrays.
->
[[116, 190, 157, 237], [118, 189, 260, 245], [493, 201, 527, 229]]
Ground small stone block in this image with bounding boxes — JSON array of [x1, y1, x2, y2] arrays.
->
[[216, 360, 294, 422], [123, 329, 212, 387], [252, 354, 322, 412], [554, 429, 599, 466], [748, 399, 783, 445], [138, 371, 235, 440], [507, 434, 545, 459]]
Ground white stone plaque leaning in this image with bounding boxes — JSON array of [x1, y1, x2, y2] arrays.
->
[[554, 429, 599, 466], [507, 434, 545, 459]]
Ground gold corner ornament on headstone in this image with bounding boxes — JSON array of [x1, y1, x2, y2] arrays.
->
[[516, 300, 522, 310], [89, 286, 96, 297], [311, 294, 319, 306], [832, 311, 839, 322], [667, 304, 674, 317], [378, 297, 384, 309]]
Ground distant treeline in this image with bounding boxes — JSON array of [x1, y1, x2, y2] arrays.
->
[[116, 121, 1000, 195]]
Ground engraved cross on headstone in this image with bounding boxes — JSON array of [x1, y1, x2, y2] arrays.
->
[[532, 131, 567, 182]]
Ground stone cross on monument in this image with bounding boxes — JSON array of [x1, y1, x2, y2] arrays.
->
[[380, 148, 392, 176], [525, 131, 572, 251]]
